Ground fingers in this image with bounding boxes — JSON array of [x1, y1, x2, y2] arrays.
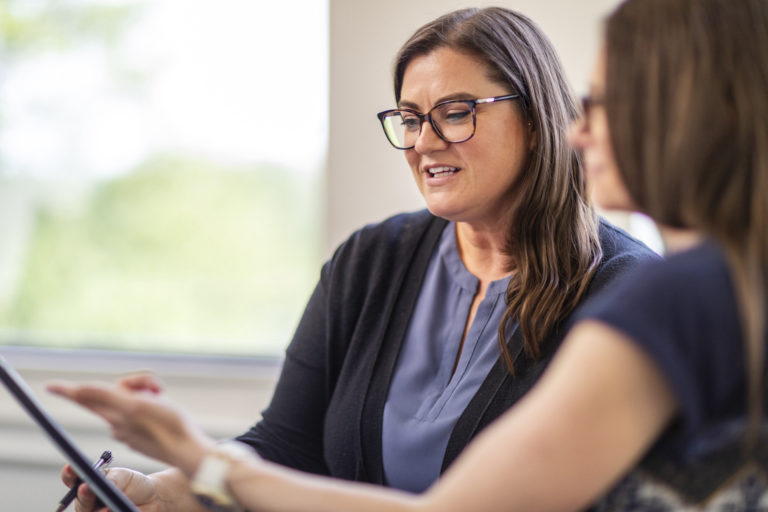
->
[[118, 372, 163, 394], [48, 382, 138, 435], [48, 382, 123, 416], [60, 464, 100, 512], [72, 481, 99, 512], [59, 463, 104, 512], [61, 463, 77, 487], [46, 381, 80, 401], [47, 382, 119, 406], [47, 382, 118, 414], [47, 373, 164, 404], [72, 467, 137, 512]]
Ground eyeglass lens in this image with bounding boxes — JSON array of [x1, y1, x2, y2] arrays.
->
[[381, 101, 475, 149]]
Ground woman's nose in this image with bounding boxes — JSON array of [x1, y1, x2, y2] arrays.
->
[[414, 120, 449, 153], [568, 117, 589, 150]]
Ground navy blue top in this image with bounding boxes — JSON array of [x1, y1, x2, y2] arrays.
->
[[577, 241, 758, 461], [382, 223, 513, 492]]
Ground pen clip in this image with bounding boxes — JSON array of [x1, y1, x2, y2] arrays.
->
[[94, 450, 113, 473]]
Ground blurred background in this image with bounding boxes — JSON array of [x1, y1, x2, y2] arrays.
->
[[0, 0, 653, 509]]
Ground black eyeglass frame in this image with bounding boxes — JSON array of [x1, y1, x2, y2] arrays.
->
[[376, 93, 521, 150]]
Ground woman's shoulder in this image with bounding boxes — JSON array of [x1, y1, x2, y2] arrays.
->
[[355, 209, 440, 241], [583, 241, 735, 336], [580, 243, 745, 435], [323, 209, 446, 280], [586, 218, 662, 298], [606, 241, 730, 301], [597, 217, 660, 262], [335, 210, 441, 252], [585, 242, 762, 509]]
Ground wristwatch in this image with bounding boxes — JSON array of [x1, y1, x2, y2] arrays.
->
[[190, 441, 253, 512]]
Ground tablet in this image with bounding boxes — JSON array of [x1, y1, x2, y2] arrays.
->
[[0, 354, 140, 512]]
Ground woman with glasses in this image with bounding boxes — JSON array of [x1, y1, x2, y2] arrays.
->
[[53, 7, 656, 511], [54, 0, 768, 509]]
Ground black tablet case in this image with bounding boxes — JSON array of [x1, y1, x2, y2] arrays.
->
[[0, 355, 140, 512]]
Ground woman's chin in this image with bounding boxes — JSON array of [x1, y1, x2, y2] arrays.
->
[[587, 167, 635, 212], [591, 191, 634, 212], [423, 201, 460, 221]]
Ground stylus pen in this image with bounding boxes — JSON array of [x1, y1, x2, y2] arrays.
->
[[55, 450, 113, 512]]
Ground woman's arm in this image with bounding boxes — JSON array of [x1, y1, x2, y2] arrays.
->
[[48, 321, 677, 512], [425, 321, 677, 511], [234, 268, 334, 474], [208, 321, 678, 512]]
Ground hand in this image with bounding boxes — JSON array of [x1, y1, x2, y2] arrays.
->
[[61, 464, 165, 512], [48, 373, 215, 476]]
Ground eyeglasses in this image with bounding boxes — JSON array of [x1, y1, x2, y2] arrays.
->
[[376, 94, 521, 150]]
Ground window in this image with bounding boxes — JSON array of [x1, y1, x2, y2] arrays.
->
[[0, 0, 328, 356]]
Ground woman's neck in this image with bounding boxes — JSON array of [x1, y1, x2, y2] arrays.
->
[[454, 221, 513, 282], [657, 225, 703, 254]]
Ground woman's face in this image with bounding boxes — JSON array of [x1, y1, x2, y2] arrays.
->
[[569, 48, 635, 211], [399, 47, 533, 229]]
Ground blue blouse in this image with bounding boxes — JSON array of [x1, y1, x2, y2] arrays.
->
[[381, 222, 514, 492]]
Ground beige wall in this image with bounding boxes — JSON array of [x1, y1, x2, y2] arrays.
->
[[326, 0, 622, 253]]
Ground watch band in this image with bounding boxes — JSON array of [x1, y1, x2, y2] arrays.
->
[[190, 441, 253, 512]]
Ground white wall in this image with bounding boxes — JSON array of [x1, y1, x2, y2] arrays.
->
[[326, 0, 622, 252]]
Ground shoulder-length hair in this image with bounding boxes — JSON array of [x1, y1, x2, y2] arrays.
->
[[605, 0, 768, 446], [394, 7, 602, 369]]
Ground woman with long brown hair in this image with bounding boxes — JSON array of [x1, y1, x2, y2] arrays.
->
[[48, 6, 680, 512]]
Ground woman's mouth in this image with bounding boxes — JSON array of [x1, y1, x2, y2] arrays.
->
[[426, 166, 460, 177]]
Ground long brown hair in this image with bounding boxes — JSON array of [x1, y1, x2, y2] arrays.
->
[[394, 8, 602, 369], [605, 0, 768, 446]]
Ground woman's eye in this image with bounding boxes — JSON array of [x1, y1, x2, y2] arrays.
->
[[401, 117, 421, 131], [443, 110, 471, 123]]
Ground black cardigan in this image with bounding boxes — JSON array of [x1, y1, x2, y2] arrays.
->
[[237, 210, 658, 484]]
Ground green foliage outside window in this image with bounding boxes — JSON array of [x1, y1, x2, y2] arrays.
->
[[0, 155, 320, 355], [0, 0, 326, 355]]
